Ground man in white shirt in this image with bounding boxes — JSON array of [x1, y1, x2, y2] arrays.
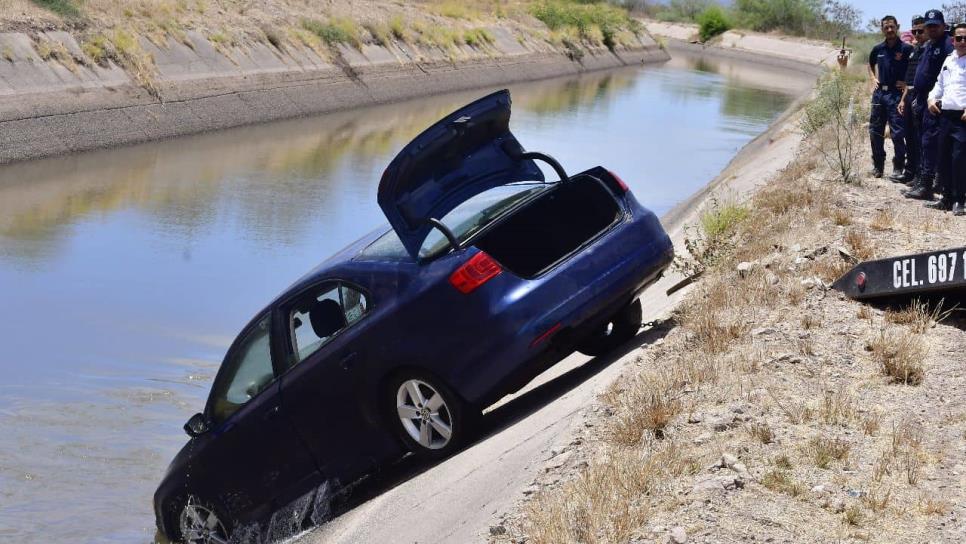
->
[[927, 22, 966, 215]]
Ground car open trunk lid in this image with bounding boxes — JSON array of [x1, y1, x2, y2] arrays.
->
[[377, 89, 545, 259]]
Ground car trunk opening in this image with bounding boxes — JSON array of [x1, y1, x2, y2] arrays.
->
[[473, 175, 622, 278]]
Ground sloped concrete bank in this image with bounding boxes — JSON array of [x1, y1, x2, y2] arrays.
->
[[0, 28, 668, 165]]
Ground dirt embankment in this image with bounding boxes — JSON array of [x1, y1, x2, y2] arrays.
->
[[0, 0, 667, 165], [490, 28, 966, 544]]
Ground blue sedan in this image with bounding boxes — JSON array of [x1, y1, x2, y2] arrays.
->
[[154, 89, 673, 543]]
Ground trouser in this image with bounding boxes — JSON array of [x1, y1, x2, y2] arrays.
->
[[936, 110, 966, 204], [870, 88, 906, 168], [904, 94, 921, 176], [918, 95, 942, 181]]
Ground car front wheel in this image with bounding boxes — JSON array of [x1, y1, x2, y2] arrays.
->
[[391, 374, 466, 458], [177, 499, 231, 544], [577, 299, 643, 357]]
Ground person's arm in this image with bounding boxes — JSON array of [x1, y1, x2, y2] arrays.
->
[[928, 61, 946, 114], [868, 46, 879, 92], [899, 86, 909, 115]]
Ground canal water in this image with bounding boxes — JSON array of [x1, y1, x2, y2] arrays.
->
[[0, 52, 811, 543]]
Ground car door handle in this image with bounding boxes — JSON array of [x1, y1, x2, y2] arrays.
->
[[340, 352, 359, 370]]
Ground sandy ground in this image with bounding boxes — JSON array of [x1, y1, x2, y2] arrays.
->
[[491, 78, 966, 543]]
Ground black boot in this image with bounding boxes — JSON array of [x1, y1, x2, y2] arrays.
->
[[904, 175, 934, 199], [902, 171, 918, 185], [871, 164, 884, 178], [953, 202, 966, 216], [926, 198, 953, 211]]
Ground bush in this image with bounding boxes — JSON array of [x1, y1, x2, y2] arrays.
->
[[801, 70, 864, 183], [531, 0, 640, 50], [302, 17, 362, 48], [697, 6, 732, 41]]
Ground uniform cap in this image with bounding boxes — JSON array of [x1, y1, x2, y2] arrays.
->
[[924, 9, 945, 26]]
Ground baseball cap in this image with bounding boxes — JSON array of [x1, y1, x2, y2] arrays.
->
[[924, 9, 945, 26]]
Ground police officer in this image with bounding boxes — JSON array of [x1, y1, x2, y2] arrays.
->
[[927, 22, 966, 216], [869, 16, 914, 179], [896, 16, 928, 185], [906, 9, 954, 201]]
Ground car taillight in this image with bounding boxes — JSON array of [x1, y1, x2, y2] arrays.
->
[[607, 170, 629, 192], [449, 252, 503, 294]]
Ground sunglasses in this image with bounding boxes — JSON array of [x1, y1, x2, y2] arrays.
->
[[956, 35, 966, 42], [912, 29, 925, 35]]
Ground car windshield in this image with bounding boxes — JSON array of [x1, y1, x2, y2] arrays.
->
[[419, 182, 549, 259]]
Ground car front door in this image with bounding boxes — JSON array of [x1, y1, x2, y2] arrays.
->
[[278, 282, 384, 489], [192, 312, 321, 524]]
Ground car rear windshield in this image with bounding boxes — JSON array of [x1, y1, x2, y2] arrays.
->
[[419, 182, 548, 259], [356, 182, 549, 262]]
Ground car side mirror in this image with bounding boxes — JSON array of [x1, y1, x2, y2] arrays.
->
[[184, 413, 210, 438]]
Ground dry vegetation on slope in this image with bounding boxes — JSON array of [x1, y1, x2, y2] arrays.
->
[[492, 72, 966, 544]]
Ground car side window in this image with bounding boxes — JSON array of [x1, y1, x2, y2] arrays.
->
[[289, 283, 368, 364], [210, 315, 275, 424]]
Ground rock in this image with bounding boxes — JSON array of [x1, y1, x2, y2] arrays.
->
[[694, 432, 713, 445], [793, 256, 809, 266], [791, 243, 802, 253], [545, 451, 573, 471], [801, 276, 828, 290], [652, 525, 666, 534], [489, 525, 507, 536], [765, 272, 780, 285], [752, 327, 777, 337], [670, 526, 689, 543], [846, 489, 866, 498], [828, 498, 846, 513], [720, 454, 739, 469], [736, 261, 756, 278], [711, 415, 737, 432], [729, 403, 749, 415], [811, 484, 827, 494], [771, 353, 803, 365], [687, 413, 704, 424], [732, 462, 748, 474], [691, 478, 723, 494]]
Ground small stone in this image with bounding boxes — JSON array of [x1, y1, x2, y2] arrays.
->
[[712, 415, 736, 432], [791, 243, 802, 253], [793, 256, 809, 266], [688, 413, 705, 424], [691, 478, 722, 494], [721, 454, 739, 469], [736, 261, 755, 277], [765, 271, 780, 285], [489, 525, 507, 536], [652, 525, 666, 534], [811, 484, 827, 494], [694, 432, 713, 445], [772, 353, 803, 365], [732, 462, 748, 474], [752, 327, 777, 336], [829, 498, 846, 513], [670, 526, 688, 543], [545, 451, 573, 471]]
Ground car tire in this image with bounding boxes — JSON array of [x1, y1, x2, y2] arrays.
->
[[167, 496, 233, 544], [577, 299, 643, 357], [389, 372, 467, 459]]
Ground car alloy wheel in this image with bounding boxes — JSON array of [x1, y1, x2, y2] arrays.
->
[[180, 501, 229, 544], [396, 379, 454, 451]]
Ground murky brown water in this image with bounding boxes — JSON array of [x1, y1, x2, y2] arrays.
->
[[0, 52, 811, 543]]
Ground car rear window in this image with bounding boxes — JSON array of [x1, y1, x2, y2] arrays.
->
[[419, 182, 549, 259]]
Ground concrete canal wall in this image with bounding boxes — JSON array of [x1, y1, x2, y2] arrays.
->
[[0, 27, 668, 165]]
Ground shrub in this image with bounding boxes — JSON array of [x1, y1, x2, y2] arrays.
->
[[697, 6, 732, 41], [31, 0, 82, 18], [531, 0, 640, 50], [302, 17, 362, 48], [801, 70, 864, 183]]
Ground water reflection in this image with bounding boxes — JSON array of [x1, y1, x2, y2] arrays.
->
[[0, 52, 810, 543]]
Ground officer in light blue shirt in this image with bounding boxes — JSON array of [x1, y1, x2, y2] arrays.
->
[[927, 22, 966, 215]]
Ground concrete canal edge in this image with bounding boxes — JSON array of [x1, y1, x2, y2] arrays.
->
[[0, 27, 668, 165]]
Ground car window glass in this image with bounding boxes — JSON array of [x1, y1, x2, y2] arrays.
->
[[290, 285, 345, 363], [210, 315, 274, 424], [289, 284, 369, 365], [342, 285, 368, 325]]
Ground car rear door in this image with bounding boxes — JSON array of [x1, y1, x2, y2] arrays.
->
[[194, 312, 321, 522]]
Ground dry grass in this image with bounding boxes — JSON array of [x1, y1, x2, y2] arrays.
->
[[885, 299, 952, 334], [844, 229, 876, 261], [820, 387, 856, 427], [604, 378, 681, 445], [517, 447, 668, 544], [761, 469, 804, 497], [867, 331, 926, 386], [807, 435, 851, 469], [746, 422, 775, 444], [919, 496, 951, 516], [869, 209, 895, 231]]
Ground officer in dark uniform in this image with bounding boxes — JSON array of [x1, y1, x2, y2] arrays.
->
[[906, 9, 954, 201], [868, 15, 914, 179], [896, 16, 927, 185]]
